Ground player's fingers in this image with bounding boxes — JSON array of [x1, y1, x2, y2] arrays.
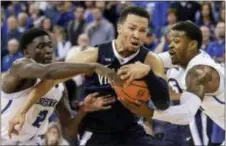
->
[[117, 67, 129, 76], [101, 105, 112, 110], [91, 92, 100, 97], [120, 71, 131, 80], [102, 97, 116, 105], [126, 73, 135, 85]]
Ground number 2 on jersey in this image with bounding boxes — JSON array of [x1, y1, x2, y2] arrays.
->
[[32, 110, 48, 128]]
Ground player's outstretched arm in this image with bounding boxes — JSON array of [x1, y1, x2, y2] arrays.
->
[[8, 57, 122, 84], [152, 65, 218, 125]]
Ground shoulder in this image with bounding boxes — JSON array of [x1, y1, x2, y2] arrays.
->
[[11, 58, 35, 69], [145, 52, 163, 66], [145, 52, 165, 77], [186, 65, 219, 93]]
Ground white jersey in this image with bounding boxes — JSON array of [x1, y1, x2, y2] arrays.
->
[[159, 51, 225, 130], [1, 82, 64, 145]]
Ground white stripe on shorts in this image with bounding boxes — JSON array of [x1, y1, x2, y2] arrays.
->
[[79, 131, 93, 146]]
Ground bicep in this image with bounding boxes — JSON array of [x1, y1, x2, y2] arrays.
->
[[145, 52, 166, 79], [186, 65, 220, 94], [65, 47, 98, 63], [10, 58, 47, 79]]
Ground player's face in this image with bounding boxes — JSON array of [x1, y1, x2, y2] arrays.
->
[[25, 35, 53, 64], [168, 30, 190, 65], [118, 14, 149, 52]]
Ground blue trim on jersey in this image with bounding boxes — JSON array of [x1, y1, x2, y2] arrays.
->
[[212, 96, 225, 104], [1, 100, 13, 114]]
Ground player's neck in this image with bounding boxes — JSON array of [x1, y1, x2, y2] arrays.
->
[[115, 38, 133, 57], [181, 51, 200, 68]]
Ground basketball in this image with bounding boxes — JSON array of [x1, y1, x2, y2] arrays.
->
[[112, 80, 151, 103]]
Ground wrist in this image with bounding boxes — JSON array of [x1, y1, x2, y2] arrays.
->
[[78, 102, 88, 113], [143, 64, 151, 76]]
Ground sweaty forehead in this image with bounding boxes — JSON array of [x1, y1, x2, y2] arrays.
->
[[124, 14, 149, 28], [32, 35, 51, 45]]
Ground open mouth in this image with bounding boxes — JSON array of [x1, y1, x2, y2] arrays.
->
[[131, 42, 139, 47], [169, 51, 176, 58]]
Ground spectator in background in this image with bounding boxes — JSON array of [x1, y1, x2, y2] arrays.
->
[[103, 2, 119, 33], [85, 7, 115, 46], [218, 7, 225, 22], [1, 39, 23, 72], [196, 3, 216, 40], [41, 17, 54, 36], [84, 1, 94, 23], [207, 22, 225, 63], [143, 31, 158, 51], [6, 16, 21, 40], [66, 33, 90, 106], [200, 25, 211, 51], [2, 16, 22, 57], [43, 122, 69, 146], [27, 3, 42, 28], [17, 12, 28, 33], [53, 26, 71, 61], [171, 1, 201, 22], [67, 6, 86, 46], [161, 8, 177, 37]]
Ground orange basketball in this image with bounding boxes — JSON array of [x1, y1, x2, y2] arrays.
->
[[112, 80, 151, 103]]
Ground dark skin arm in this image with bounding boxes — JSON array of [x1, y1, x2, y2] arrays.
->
[[2, 58, 123, 93], [185, 65, 219, 99]]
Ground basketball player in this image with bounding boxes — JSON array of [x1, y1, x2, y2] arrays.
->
[[2, 28, 122, 145], [9, 6, 172, 146], [117, 21, 225, 138]]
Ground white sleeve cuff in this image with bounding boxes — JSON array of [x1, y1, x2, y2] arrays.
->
[[153, 91, 201, 125]]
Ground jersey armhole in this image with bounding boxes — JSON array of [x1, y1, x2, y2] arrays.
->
[[205, 66, 224, 96]]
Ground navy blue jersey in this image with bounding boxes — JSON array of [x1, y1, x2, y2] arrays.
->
[[81, 41, 149, 133]]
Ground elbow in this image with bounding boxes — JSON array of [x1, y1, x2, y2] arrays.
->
[[177, 112, 194, 125], [154, 101, 170, 110], [152, 92, 170, 110]]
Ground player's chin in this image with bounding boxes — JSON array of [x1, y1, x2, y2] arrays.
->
[[171, 58, 179, 65], [129, 45, 140, 52]]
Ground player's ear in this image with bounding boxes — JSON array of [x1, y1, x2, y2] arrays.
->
[[23, 48, 29, 57], [117, 24, 122, 34], [188, 40, 198, 51]]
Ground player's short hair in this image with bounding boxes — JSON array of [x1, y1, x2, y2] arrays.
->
[[19, 27, 50, 52], [171, 21, 202, 49], [118, 6, 150, 24]]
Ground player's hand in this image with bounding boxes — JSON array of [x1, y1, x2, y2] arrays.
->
[[118, 97, 154, 118], [94, 63, 124, 87], [117, 62, 150, 85], [81, 92, 116, 112], [168, 86, 182, 101], [8, 112, 25, 139]]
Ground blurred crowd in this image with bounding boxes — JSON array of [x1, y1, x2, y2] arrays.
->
[[1, 1, 225, 145]]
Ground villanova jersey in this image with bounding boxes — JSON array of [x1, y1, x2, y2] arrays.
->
[[1, 82, 63, 144], [81, 40, 150, 133]]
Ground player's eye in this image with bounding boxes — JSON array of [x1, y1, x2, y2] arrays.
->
[[129, 27, 135, 31], [139, 29, 146, 33]]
